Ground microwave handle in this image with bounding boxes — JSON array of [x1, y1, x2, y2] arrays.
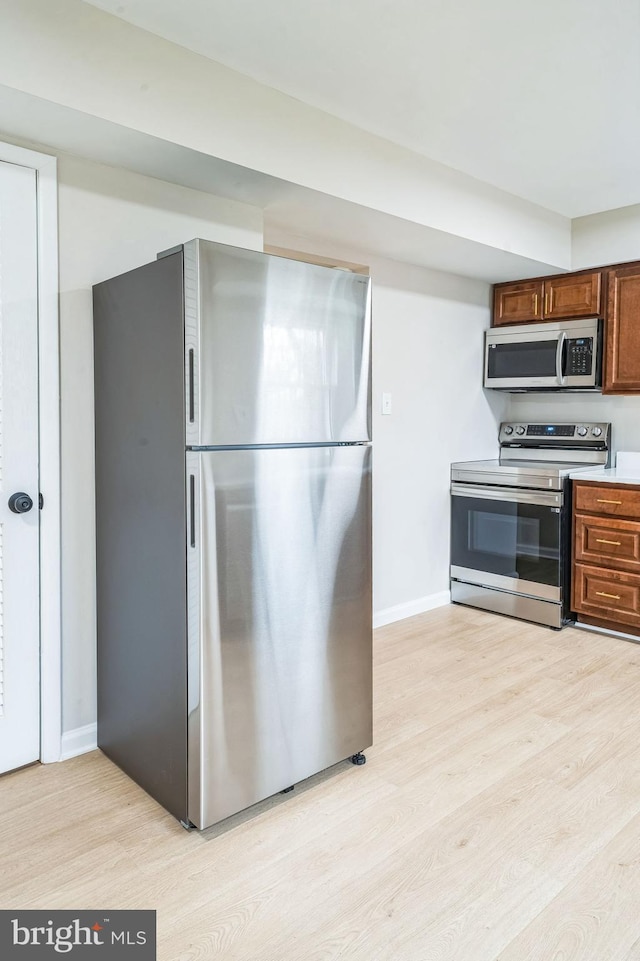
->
[[555, 331, 567, 385]]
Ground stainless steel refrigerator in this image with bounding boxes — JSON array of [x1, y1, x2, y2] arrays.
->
[[93, 240, 372, 830]]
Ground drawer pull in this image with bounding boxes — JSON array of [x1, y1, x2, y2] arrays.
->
[[596, 498, 622, 505], [595, 591, 621, 600], [595, 538, 622, 546]]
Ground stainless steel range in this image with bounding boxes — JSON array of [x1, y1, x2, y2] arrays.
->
[[450, 421, 611, 629]]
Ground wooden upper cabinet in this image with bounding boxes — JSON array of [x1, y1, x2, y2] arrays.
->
[[492, 270, 602, 327], [604, 264, 640, 393], [493, 281, 543, 326], [544, 271, 601, 319], [491, 261, 640, 394]]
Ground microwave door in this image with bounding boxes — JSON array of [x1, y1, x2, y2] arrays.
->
[[485, 330, 561, 389]]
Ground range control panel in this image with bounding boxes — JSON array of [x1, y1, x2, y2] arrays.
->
[[499, 422, 610, 444], [526, 424, 575, 437]]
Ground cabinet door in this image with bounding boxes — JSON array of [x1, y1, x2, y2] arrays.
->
[[493, 281, 543, 326], [543, 272, 601, 319], [604, 265, 640, 393]]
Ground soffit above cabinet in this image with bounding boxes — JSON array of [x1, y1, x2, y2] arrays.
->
[[0, 82, 569, 283]]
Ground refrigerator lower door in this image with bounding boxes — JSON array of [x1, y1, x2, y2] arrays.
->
[[186, 444, 372, 829]]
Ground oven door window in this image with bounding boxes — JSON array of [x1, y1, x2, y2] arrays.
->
[[487, 340, 558, 380], [451, 494, 561, 586]]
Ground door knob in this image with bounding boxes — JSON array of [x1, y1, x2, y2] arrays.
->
[[9, 492, 34, 514]]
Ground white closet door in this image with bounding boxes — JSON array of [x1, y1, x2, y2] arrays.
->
[[0, 160, 40, 774]]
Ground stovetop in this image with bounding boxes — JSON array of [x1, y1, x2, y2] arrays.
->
[[450, 458, 604, 490], [451, 421, 611, 491]]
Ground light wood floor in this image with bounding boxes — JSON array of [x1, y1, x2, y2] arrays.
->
[[3, 605, 640, 960]]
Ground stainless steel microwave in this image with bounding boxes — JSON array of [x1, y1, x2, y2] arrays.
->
[[484, 318, 602, 392]]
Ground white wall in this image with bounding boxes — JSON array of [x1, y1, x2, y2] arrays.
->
[[508, 394, 640, 459], [57, 152, 263, 734], [371, 263, 508, 622], [19, 141, 510, 740], [56, 162, 507, 736], [573, 205, 640, 269], [267, 230, 508, 624]]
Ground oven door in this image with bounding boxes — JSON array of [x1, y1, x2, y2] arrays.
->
[[450, 483, 563, 601]]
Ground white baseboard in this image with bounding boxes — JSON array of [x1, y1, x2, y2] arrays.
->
[[574, 621, 640, 644], [60, 723, 98, 760], [374, 590, 451, 629]]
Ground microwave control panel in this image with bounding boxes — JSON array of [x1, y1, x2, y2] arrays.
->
[[566, 337, 593, 375]]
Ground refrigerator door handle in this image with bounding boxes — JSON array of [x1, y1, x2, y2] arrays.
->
[[188, 349, 195, 423], [189, 474, 196, 548]]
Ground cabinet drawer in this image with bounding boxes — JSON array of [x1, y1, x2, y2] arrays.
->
[[572, 563, 640, 629], [574, 483, 640, 520], [574, 514, 640, 572]]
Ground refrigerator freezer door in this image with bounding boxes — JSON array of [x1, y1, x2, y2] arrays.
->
[[184, 240, 371, 447], [186, 445, 372, 829]]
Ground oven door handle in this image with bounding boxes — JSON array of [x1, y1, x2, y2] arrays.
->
[[556, 331, 567, 386], [451, 483, 563, 509]]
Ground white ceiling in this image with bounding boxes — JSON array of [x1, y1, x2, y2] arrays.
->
[[85, 0, 640, 219]]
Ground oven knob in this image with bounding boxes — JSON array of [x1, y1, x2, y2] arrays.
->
[[515, 426, 526, 435], [503, 425, 513, 435], [577, 426, 588, 437], [592, 426, 603, 437]]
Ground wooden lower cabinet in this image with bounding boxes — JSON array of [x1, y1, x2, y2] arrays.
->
[[572, 481, 640, 635], [573, 563, 640, 631], [574, 481, 640, 519], [574, 514, 640, 572]]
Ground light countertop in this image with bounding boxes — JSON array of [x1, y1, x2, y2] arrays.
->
[[570, 467, 640, 486]]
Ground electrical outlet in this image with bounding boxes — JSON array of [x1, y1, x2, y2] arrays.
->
[[382, 392, 392, 416]]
